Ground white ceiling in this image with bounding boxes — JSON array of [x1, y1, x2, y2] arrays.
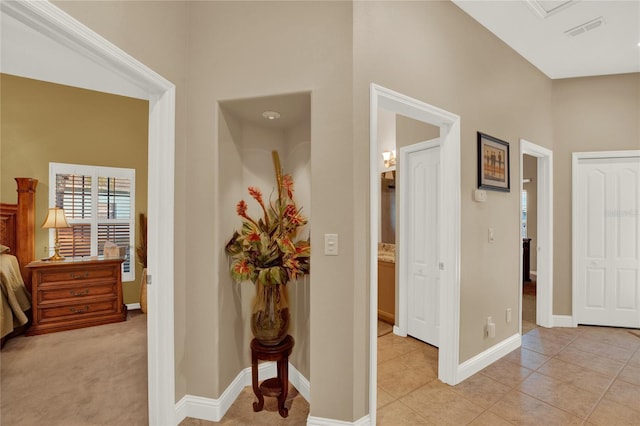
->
[[452, 0, 640, 79]]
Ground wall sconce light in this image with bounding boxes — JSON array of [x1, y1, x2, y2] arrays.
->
[[382, 150, 396, 168]]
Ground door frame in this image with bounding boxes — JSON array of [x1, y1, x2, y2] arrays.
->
[[369, 84, 460, 423], [571, 150, 640, 326], [398, 138, 441, 341], [519, 140, 553, 329], [2, 2, 176, 424]]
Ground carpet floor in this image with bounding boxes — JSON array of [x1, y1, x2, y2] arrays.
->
[[0, 310, 148, 426]]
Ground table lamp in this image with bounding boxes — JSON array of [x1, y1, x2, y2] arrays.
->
[[42, 207, 71, 261]]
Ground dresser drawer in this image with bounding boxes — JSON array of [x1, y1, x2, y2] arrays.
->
[[38, 298, 119, 322], [26, 258, 126, 336], [37, 266, 118, 286], [38, 282, 117, 303]]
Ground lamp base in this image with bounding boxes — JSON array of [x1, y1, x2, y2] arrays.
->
[[43, 252, 66, 262]]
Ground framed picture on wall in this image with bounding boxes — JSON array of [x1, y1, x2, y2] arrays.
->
[[477, 132, 510, 192]]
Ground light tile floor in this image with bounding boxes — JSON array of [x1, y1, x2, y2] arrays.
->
[[182, 325, 640, 425], [378, 326, 640, 425]]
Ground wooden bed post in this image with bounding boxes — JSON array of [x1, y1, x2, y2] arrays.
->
[[15, 177, 38, 288]]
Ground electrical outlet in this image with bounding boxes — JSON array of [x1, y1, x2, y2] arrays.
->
[[488, 228, 495, 243], [506, 308, 512, 323]]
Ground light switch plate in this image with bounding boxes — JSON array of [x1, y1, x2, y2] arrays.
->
[[324, 234, 338, 256]]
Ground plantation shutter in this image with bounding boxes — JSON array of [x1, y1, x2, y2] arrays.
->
[[49, 163, 136, 281]]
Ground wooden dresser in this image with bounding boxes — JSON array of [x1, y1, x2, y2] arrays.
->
[[26, 258, 127, 335]]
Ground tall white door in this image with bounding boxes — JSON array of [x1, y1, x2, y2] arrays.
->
[[575, 155, 640, 328], [407, 143, 440, 346]]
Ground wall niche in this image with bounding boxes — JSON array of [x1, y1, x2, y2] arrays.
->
[[218, 92, 311, 380]]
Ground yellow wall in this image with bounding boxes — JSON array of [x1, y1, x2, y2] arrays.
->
[[0, 74, 149, 305]]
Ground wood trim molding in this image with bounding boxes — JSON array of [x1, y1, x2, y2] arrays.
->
[[15, 177, 38, 287]]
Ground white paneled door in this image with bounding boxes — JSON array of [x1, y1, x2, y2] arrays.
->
[[407, 142, 441, 346], [574, 154, 640, 328]]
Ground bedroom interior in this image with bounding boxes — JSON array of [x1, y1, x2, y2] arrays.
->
[[0, 74, 151, 418]]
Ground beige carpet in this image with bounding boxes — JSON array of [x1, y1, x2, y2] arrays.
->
[[1, 310, 147, 425], [180, 385, 309, 426]]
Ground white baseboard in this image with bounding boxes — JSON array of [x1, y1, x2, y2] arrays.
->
[[175, 361, 309, 425], [307, 414, 371, 425], [456, 333, 521, 383], [552, 315, 576, 328], [126, 303, 141, 310], [392, 325, 406, 337]]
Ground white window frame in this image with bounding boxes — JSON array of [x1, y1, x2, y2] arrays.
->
[[49, 162, 136, 281]]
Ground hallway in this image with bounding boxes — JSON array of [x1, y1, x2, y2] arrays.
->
[[377, 325, 640, 425]]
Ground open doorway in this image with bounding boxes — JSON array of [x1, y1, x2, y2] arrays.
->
[[2, 3, 177, 423], [519, 140, 553, 333], [369, 84, 461, 423], [522, 154, 538, 334]]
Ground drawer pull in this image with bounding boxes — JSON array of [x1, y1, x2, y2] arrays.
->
[[69, 289, 89, 297], [70, 305, 89, 314], [70, 272, 89, 280]]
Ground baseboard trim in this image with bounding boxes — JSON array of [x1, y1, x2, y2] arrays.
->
[[392, 325, 406, 337], [456, 333, 521, 383], [126, 303, 141, 310], [552, 315, 576, 327], [174, 362, 309, 425], [307, 414, 371, 425]]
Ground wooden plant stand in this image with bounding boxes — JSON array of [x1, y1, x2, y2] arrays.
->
[[250, 335, 294, 418]]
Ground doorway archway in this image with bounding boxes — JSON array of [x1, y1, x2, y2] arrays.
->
[[369, 84, 461, 423], [1, 2, 176, 423], [519, 139, 553, 330]]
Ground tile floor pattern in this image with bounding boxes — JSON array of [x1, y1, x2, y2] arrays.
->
[[378, 326, 640, 425], [182, 325, 640, 425]]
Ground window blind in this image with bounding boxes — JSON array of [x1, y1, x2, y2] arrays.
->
[[49, 163, 136, 281]]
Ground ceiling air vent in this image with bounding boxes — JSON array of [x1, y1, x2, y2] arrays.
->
[[565, 16, 605, 37]]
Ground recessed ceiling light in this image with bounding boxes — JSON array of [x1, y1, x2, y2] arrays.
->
[[262, 111, 281, 120]]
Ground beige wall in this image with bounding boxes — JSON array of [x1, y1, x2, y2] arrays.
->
[[354, 0, 553, 365], [0, 74, 149, 304], [523, 155, 538, 271], [187, 3, 355, 417], [551, 73, 640, 314], [48, 0, 640, 422]]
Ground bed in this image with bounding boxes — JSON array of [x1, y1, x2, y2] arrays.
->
[[1, 177, 38, 347]]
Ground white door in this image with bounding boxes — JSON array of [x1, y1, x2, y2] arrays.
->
[[407, 142, 440, 346], [575, 155, 640, 328]]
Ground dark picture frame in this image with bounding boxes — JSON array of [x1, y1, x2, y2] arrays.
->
[[477, 132, 510, 192]]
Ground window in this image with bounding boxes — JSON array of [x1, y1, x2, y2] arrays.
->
[[49, 163, 136, 281]]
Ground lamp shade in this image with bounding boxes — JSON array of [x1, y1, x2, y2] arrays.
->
[[41, 207, 70, 229]]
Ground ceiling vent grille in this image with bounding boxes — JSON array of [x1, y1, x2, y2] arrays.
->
[[564, 17, 605, 37]]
